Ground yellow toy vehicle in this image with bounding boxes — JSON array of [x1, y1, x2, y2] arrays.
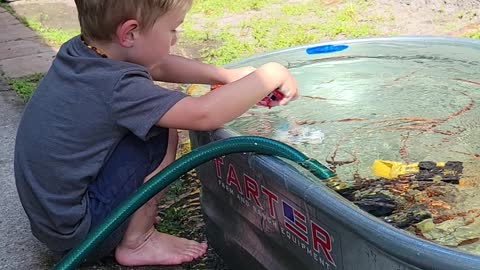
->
[[371, 160, 463, 183]]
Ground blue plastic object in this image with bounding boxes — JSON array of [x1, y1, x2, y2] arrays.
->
[[306, 44, 349, 55]]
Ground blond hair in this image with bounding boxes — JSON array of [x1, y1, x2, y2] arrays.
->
[[74, 0, 192, 41]]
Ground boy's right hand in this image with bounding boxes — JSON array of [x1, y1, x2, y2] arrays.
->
[[257, 62, 299, 107], [160, 62, 299, 131]]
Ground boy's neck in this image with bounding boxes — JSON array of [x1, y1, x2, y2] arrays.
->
[[82, 36, 127, 62]]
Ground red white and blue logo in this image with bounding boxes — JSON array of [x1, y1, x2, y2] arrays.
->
[[282, 201, 309, 244]]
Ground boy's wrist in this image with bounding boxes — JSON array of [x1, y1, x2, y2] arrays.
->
[[210, 66, 231, 84], [215, 66, 256, 85], [258, 62, 286, 87]]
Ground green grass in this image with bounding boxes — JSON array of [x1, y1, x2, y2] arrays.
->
[[322, 2, 377, 38], [1, 3, 78, 46], [184, 0, 379, 66], [467, 31, 480, 39], [281, 4, 325, 17], [25, 19, 79, 46], [0, 2, 15, 13], [191, 0, 282, 17], [8, 73, 44, 102], [2, 4, 69, 101], [155, 178, 190, 235], [156, 207, 188, 235]]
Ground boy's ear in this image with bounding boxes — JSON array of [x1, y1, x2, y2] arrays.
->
[[116, 19, 140, 48]]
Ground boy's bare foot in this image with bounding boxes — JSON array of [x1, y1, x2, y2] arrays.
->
[[115, 229, 208, 266]]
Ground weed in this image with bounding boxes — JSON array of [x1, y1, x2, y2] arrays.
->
[[0, 2, 17, 15], [201, 32, 257, 66], [155, 176, 194, 236], [318, 1, 377, 38], [468, 31, 480, 39], [7, 73, 44, 102], [281, 3, 325, 17], [180, 20, 213, 42], [191, 0, 281, 17], [156, 207, 188, 235], [25, 19, 79, 46]]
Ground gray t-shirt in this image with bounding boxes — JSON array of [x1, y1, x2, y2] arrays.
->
[[14, 36, 187, 251]]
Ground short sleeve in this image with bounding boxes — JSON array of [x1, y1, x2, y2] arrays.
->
[[112, 70, 187, 140]]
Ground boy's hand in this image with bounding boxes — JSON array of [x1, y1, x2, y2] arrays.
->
[[221, 66, 256, 84], [258, 62, 299, 106]]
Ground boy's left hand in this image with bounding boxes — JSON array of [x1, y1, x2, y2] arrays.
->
[[221, 66, 256, 84]]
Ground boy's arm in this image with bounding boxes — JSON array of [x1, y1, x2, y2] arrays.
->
[[157, 62, 298, 131], [148, 55, 253, 84]]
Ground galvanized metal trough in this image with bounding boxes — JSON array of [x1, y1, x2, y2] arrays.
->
[[190, 37, 480, 270]]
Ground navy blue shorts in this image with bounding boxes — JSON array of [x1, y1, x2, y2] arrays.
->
[[85, 129, 169, 261]]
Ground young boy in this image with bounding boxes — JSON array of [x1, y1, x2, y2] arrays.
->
[[14, 0, 298, 267]]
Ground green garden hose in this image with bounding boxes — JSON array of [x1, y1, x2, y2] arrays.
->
[[54, 136, 335, 270]]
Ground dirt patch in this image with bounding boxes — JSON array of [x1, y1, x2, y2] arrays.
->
[[370, 0, 480, 36]]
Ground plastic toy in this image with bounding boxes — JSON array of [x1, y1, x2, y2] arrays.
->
[[371, 160, 463, 183]]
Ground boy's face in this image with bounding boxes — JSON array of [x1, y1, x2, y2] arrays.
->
[[129, 8, 187, 68]]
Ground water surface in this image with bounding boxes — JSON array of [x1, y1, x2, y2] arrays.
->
[[222, 38, 480, 255]]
